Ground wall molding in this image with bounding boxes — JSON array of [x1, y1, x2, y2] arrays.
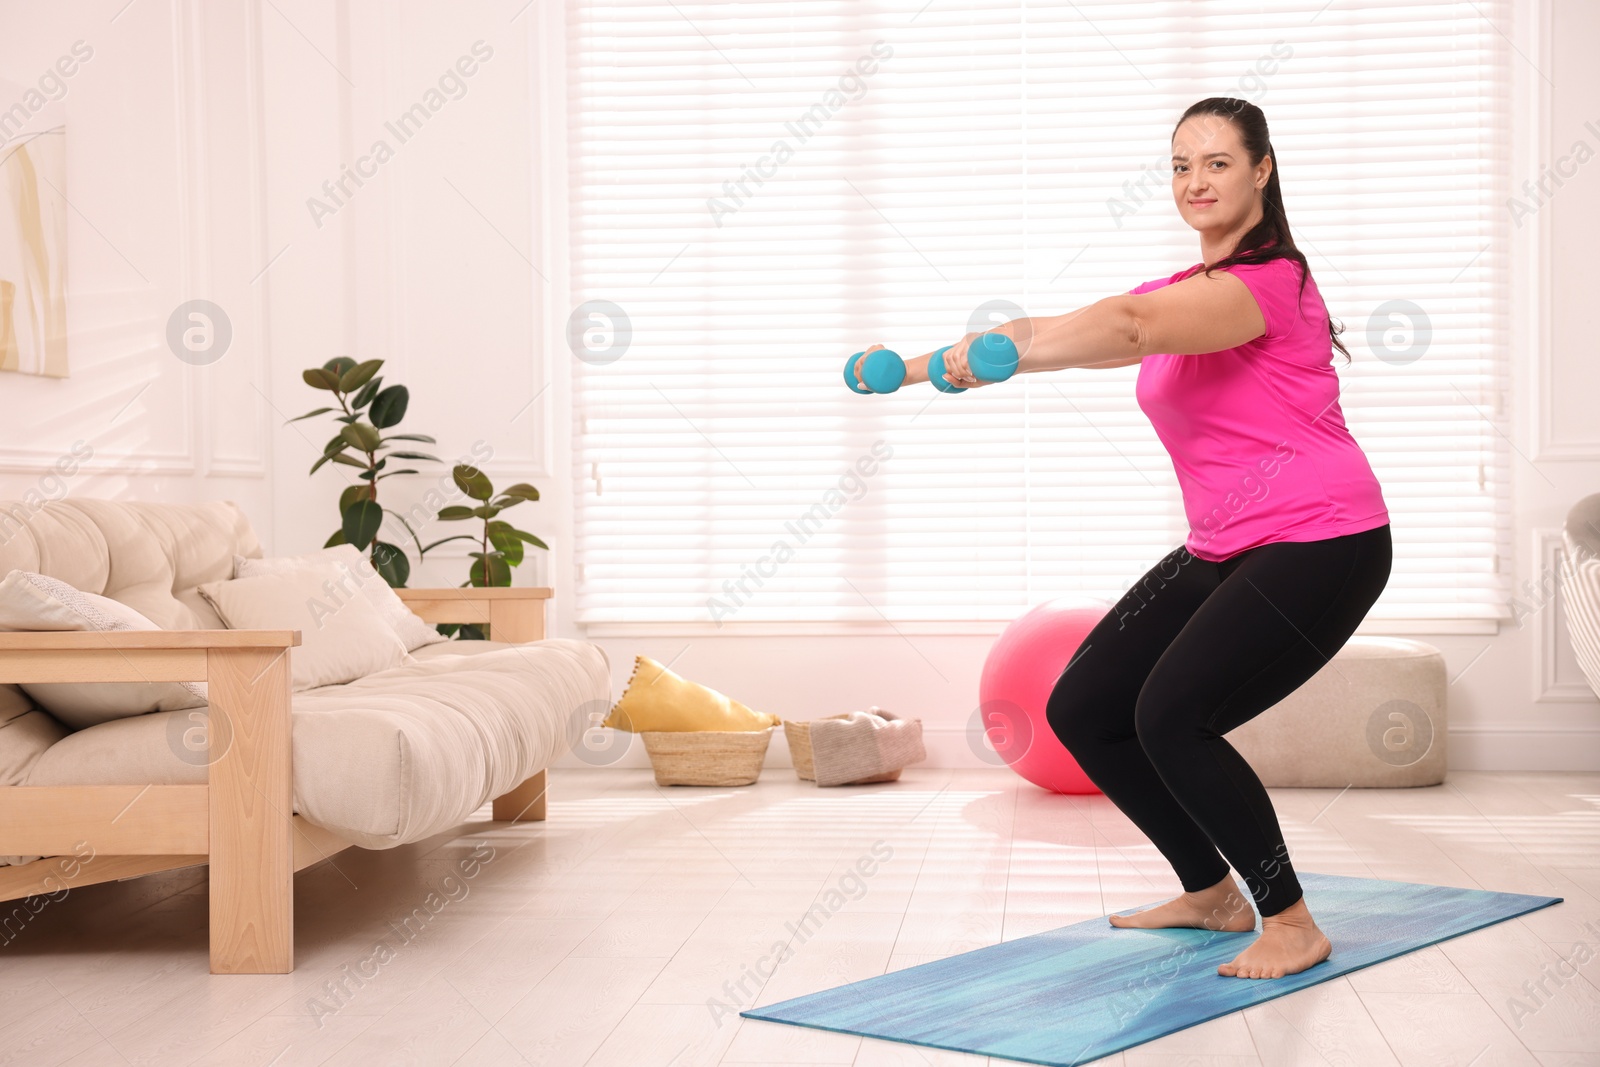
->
[[360, 7, 548, 478], [168, 0, 207, 476], [187, 0, 268, 478], [219, 0, 272, 486], [13, 0, 272, 483], [0, 455, 195, 475], [0, 300, 195, 474], [1526, 0, 1600, 461], [1447, 723, 1600, 736]]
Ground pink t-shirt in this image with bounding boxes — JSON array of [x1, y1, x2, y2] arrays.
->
[[1128, 256, 1389, 562]]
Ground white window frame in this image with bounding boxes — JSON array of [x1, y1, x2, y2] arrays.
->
[[542, 0, 1538, 638]]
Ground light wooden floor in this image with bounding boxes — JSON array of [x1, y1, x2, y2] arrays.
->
[[1, 768, 1597, 1066]]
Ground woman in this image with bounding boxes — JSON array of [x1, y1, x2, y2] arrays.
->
[[862, 97, 1391, 980]]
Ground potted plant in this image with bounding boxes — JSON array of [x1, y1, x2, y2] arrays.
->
[[290, 357, 442, 586], [432, 464, 548, 639]]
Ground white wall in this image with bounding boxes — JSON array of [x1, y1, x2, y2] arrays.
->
[[0, 0, 1594, 772]]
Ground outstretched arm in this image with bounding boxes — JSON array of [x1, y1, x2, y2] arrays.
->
[[938, 269, 1268, 385]]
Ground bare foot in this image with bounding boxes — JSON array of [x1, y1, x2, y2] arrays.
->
[[1217, 897, 1332, 979], [1108, 874, 1256, 933]]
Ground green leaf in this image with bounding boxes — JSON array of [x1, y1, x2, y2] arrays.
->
[[437, 506, 476, 521], [472, 504, 502, 520], [380, 433, 436, 444], [452, 464, 494, 501], [324, 528, 347, 548], [369, 385, 409, 429], [339, 359, 384, 394], [330, 452, 366, 468], [374, 468, 420, 480], [489, 521, 548, 552], [309, 454, 332, 475], [342, 498, 383, 550], [421, 534, 476, 552], [470, 554, 512, 587], [339, 484, 375, 512], [302, 368, 341, 391], [371, 540, 410, 587], [351, 376, 383, 410], [497, 482, 540, 502], [322, 434, 348, 456], [340, 422, 382, 452], [511, 528, 549, 551], [485, 521, 546, 550], [322, 356, 357, 378], [386, 451, 439, 462], [287, 406, 334, 423], [489, 527, 524, 566]]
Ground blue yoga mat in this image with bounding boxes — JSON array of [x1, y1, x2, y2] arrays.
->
[[741, 871, 1563, 1067]]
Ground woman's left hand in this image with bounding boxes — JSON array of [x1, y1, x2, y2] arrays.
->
[[941, 332, 996, 388]]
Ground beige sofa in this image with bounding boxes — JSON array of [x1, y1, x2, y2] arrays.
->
[[0, 499, 609, 973]]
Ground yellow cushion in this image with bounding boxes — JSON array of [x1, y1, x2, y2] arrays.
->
[[602, 655, 779, 732]]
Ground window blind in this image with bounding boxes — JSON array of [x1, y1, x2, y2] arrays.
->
[[565, 0, 1513, 631]]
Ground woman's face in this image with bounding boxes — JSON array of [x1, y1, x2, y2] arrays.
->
[[1170, 115, 1271, 238]]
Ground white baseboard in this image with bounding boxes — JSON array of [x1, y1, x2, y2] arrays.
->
[[551, 722, 1600, 774]]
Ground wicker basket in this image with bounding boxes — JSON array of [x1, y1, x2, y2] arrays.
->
[[640, 727, 775, 786], [784, 715, 903, 785]]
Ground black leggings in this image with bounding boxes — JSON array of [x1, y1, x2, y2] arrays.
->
[[1046, 524, 1392, 918]]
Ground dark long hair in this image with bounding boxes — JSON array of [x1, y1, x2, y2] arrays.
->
[[1172, 97, 1350, 364]]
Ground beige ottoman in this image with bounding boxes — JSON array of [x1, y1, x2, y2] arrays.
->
[[1227, 636, 1446, 788]]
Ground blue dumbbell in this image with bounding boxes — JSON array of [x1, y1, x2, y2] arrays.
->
[[929, 333, 1020, 392], [969, 333, 1021, 381], [843, 349, 908, 394]]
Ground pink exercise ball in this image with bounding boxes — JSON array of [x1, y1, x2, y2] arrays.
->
[[976, 596, 1112, 795]]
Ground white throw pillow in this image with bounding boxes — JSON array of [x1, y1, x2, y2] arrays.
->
[[233, 545, 446, 652], [198, 560, 410, 691], [0, 570, 208, 730]]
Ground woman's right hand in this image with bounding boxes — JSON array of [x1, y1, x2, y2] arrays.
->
[[854, 343, 888, 389], [940, 332, 993, 388]]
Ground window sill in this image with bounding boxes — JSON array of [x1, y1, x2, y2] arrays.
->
[[578, 617, 1500, 638]]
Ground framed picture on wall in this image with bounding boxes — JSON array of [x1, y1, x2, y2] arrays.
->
[[0, 83, 68, 380]]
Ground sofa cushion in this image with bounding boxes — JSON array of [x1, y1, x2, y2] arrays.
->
[[0, 684, 65, 786], [26, 638, 612, 849], [603, 653, 779, 732], [0, 685, 65, 865], [0, 499, 261, 630], [407, 639, 518, 659], [25, 708, 208, 787], [198, 562, 410, 691], [234, 545, 447, 652], [0, 570, 208, 729]]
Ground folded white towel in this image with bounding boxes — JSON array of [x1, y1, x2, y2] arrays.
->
[[808, 706, 926, 786]]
